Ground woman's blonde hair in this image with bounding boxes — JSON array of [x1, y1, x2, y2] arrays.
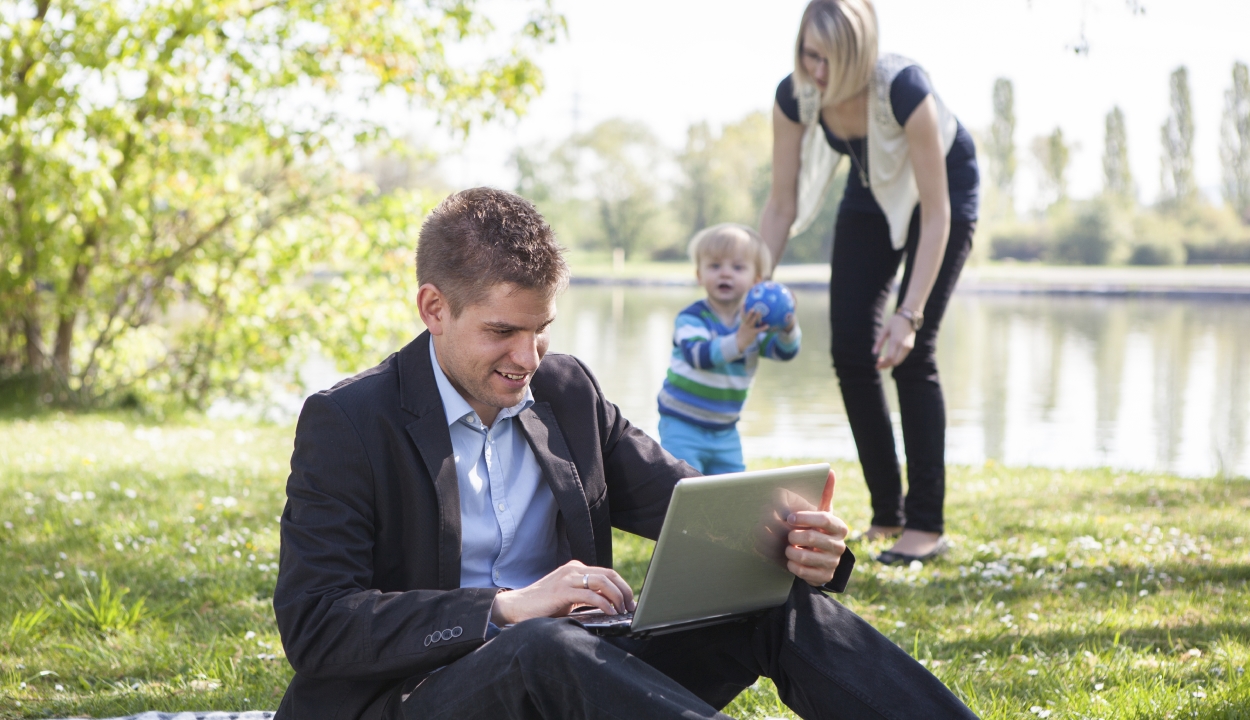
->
[[793, 0, 878, 107], [687, 223, 772, 277]]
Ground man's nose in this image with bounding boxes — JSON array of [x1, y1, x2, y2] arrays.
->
[[509, 333, 542, 370]]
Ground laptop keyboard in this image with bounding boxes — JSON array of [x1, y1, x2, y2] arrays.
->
[[568, 609, 634, 627]]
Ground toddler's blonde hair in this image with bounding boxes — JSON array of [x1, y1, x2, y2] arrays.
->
[[687, 223, 772, 278]]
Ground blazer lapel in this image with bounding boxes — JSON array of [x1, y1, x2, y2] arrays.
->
[[517, 403, 598, 565], [399, 333, 462, 591]]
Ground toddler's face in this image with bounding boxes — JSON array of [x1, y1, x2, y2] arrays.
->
[[697, 252, 760, 308]]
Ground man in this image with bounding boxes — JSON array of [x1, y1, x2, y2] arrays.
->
[[274, 187, 977, 719]]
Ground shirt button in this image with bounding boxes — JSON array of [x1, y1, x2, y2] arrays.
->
[[497, 502, 506, 512]]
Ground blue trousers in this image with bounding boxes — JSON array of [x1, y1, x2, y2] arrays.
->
[[658, 415, 745, 475]]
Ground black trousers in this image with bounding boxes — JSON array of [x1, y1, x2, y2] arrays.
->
[[388, 581, 977, 719], [830, 210, 974, 534]]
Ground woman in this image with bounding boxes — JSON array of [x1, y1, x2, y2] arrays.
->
[[759, 0, 979, 564]]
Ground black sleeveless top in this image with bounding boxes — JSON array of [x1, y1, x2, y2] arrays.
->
[[776, 69, 979, 222]]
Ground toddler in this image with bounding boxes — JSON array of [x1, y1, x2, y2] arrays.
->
[[656, 223, 801, 474]]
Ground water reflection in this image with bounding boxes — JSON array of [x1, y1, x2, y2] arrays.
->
[[549, 285, 1250, 478]]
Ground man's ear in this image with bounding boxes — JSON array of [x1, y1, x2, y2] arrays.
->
[[417, 284, 449, 336]]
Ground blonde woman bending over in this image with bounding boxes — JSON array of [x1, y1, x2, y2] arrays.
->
[[760, 0, 979, 565]]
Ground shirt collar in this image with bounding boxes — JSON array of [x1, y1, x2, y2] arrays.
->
[[429, 338, 534, 429]]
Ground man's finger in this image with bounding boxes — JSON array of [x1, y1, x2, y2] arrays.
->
[[787, 510, 839, 531], [789, 512, 848, 544], [786, 560, 835, 586], [571, 589, 619, 616], [820, 469, 836, 512], [785, 543, 838, 569], [601, 569, 637, 612], [787, 527, 840, 551], [587, 574, 626, 613]]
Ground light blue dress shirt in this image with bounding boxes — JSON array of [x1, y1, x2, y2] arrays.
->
[[429, 341, 561, 589]]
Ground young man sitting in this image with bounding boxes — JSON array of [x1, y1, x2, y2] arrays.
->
[[272, 187, 978, 720]]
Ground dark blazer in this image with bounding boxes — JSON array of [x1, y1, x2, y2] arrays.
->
[[273, 332, 854, 720]]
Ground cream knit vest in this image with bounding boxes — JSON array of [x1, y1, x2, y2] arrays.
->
[[788, 54, 958, 250]]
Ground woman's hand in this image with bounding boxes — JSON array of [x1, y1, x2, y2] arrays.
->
[[489, 561, 635, 626], [872, 312, 916, 369]]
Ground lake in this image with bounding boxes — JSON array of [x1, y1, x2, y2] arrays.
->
[[548, 285, 1250, 478]]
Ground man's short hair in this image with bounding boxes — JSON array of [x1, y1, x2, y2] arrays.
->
[[687, 223, 772, 277], [416, 187, 569, 315]]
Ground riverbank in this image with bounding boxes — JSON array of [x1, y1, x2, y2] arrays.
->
[[570, 258, 1250, 298], [1, 414, 1246, 719]]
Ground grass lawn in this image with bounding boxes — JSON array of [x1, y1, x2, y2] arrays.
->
[[0, 414, 1247, 719]]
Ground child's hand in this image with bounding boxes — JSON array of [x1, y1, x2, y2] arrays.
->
[[782, 292, 798, 333], [736, 309, 767, 352]]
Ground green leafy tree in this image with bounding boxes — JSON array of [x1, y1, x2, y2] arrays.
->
[[988, 78, 1017, 211], [1103, 106, 1133, 201], [556, 118, 666, 260], [0, 0, 563, 406], [1160, 66, 1197, 204], [672, 112, 772, 240], [675, 122, 721, 237], [1221, 61, 1250, 223]]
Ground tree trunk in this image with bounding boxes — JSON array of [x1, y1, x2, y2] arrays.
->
[[53, 257, 92, 377]]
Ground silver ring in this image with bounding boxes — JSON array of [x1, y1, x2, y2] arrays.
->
[[582, 574, 589, 590]]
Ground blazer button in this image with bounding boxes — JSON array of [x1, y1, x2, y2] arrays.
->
[[424, 634, 433, 647], [451, 626, 463, 638], [440, 629, 453, 641]]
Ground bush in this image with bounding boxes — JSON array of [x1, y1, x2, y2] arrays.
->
[[1128, 241, 1185, 265], [1053, 207, 1111, 265], [991, 234, 1049, 261], [1046, 200, 1136, 265], [650, 244, 688, 261], [1184, 240, 1250, 264]]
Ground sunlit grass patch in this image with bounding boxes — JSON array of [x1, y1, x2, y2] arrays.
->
[[619, 460, 1250, 720], [0, 414, 1246, 719], [0, 414, 291, 718]]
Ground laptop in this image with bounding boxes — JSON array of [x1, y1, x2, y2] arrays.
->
[[569, 463, 830, 638]]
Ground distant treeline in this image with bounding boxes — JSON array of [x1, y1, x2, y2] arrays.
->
[[984, 63, 1250, 265], [513, 114, 844, 266], [515, 61, 1250, 267]]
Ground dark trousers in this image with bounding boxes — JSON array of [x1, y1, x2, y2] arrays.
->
[[389, 581, 977, 719], [829, 210, 974, 533]]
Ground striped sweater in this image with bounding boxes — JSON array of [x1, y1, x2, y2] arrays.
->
[[656, 299, 801, 429]]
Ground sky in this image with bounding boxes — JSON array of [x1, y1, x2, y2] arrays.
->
[[418, 0, 1250, 211]]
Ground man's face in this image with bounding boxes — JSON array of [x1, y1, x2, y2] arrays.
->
[[424, 282, 556, 425]]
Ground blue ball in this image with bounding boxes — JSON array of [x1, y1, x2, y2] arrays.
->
[[745, 281, 796, 329]]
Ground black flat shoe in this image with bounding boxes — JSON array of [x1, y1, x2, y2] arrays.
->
[[875, 537, 949, 565]]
